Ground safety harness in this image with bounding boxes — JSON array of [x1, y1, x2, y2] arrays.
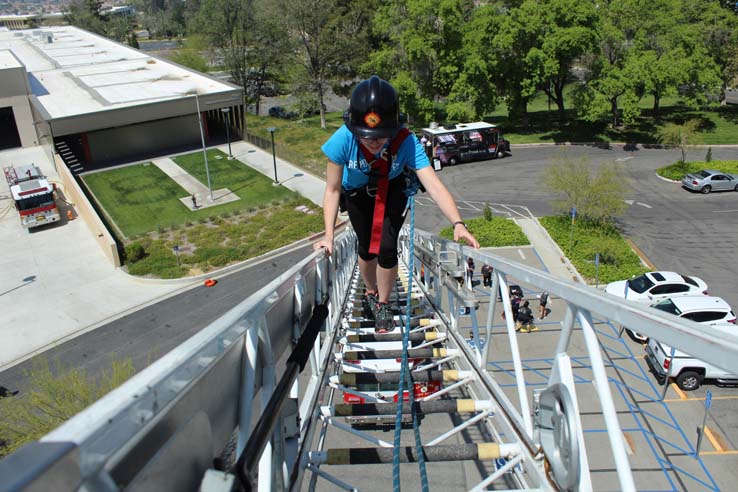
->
[[356, 128, 411, 255]]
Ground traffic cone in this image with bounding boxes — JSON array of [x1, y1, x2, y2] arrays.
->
[[204, 279, 217, 287]]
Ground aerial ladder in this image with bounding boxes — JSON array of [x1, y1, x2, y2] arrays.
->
[[3, 225, 738, 492]]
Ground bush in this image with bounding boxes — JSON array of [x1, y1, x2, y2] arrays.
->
[[483, 205, 493, 221], [0, 358, 134, 457], [539, 215, 649, 284], [439, 216, 529, 247], [124, 242, 145, 262], [657, 160, 738, 180]]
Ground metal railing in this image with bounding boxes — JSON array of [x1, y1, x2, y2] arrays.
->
[[3, 226, 738, 492]]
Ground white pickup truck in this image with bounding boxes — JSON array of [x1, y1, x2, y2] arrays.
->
[[645, 326, 738, 391]]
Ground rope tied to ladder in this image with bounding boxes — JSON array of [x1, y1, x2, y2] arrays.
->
[[392, 195, 429, 492]]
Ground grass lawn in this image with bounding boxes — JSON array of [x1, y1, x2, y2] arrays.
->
[[246, 86, 738, 175], [539, 216, 650, 284], [656, 160, 738, 180], [439, 216, 529, 247], [83, 149, 294, 238]]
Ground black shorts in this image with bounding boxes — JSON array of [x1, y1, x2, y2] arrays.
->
[[344, 176, 408, 268]]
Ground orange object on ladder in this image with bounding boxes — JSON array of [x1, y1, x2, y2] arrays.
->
[[67, 210, 74, 220]]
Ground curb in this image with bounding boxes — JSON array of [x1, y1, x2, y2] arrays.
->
[[529, 216, 587, 285], [624, 238, 657, 270], [511, 142, 738, 150]]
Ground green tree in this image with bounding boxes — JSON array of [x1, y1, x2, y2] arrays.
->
[[657, 119, 702, 164], [65, 0, 108, 35], [279, 0, 374, 128], [365, 0, 472, 125], [545, 154, 627, 222], [0, 358, 135, 457], [573, 0, 642, 128], [192, 0, 253, 89], [168, 35, 210, 73]]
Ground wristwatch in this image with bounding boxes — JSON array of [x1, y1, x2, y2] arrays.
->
[[453, 221, 467, 229]]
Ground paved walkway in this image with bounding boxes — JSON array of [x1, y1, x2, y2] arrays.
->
[[151, 157, 239, 210], [515, 217, 585, 283]]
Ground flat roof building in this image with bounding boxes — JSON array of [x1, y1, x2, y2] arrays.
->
[[0, 25, 243, 171]]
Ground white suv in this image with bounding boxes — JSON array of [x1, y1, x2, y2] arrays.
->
[[645, 325, 738, 391], [631, 296, 736, 344]]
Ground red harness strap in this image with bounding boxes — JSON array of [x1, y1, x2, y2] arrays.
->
[[357, 128, 411, 255]]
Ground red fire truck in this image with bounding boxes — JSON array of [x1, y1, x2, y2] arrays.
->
[[3, 165, 60, 229]]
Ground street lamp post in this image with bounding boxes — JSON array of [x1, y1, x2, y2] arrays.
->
[[267, 127, 279, 185], [221, 107, 233, 159], [194, 94, 214, 202]]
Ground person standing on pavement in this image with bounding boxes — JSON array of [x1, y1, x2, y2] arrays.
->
[[538, 291, 549, 320], [314, 75, 479, 332], [516, 300, 536, 333], [481, 264, 492, 287]]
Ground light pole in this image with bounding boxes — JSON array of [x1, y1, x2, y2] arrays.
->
[[221, 107, 233, 159], [194, 94, 214, 202], [267, 127, 279, 185]]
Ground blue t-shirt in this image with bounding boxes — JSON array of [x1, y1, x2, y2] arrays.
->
[[321, 125, 430, 190]]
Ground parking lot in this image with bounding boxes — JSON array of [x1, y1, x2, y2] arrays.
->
[[408, 145, 738, 490]]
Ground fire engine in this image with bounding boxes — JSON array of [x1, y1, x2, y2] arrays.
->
[[3, 164, 60, 229]]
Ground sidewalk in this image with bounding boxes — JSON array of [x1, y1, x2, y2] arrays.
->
[[515, 217, 585, 283], [220, 141, 325, 207]]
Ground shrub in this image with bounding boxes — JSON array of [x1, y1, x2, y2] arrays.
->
[[539, 215, 649, 284], [124, 242, 146, 262], [0, 358, 134, 457], [657, 160, 738, 180], [439, 217, 529, 247], [483, 205, 493, 221]]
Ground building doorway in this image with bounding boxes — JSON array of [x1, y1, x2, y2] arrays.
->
[[0, 107, 22, 150]]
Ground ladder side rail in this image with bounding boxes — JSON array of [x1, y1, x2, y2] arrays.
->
[[412, 228, 738, 376], [3, 231, 356, 491], [410, 227, 738, 491]]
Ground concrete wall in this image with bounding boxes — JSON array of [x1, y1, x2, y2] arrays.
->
[[48, 90, 242, 137], [86, 115, 201, 163], [55, 153, 121, 267], [0, 96, 39, 147], [0, 64, 29, 97]]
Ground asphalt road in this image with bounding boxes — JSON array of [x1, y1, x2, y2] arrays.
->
[[422, 144, 738, 311], [0, 245, 314, 391]]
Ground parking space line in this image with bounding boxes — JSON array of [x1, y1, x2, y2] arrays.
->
[[517, 249, 526, 260], [671, 384, 689, 400], [704, 426, 729, 453], [664, 394, 738, 403]]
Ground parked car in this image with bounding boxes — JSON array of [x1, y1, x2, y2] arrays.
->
[[268, 106, 296, 119], [605, 271, 708, 304], [645, 325, 738, 391], [628, 296, 736, 344], [681, 169, 738, 194]]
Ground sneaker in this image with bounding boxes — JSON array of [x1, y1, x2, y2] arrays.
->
[[374, 302, 394, 333], [529, 325, 539, 332], [364, 290, 379, 320], [519, 325, 530, 333]]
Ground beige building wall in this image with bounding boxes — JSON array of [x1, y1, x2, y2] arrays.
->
[[0, 53, 38, 147], [54, 153, 121, 267]]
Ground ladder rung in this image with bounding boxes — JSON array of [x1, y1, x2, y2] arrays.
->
[[341, 348, 456, 360], [344, 332, 438, 343], [317, 443, 504, 465], [337, 370, 465, 386], [347, 317, 432, 329], [331, 399, 490, 416]]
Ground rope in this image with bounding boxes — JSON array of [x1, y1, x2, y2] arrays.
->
[[392, 195, 429, 492]]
